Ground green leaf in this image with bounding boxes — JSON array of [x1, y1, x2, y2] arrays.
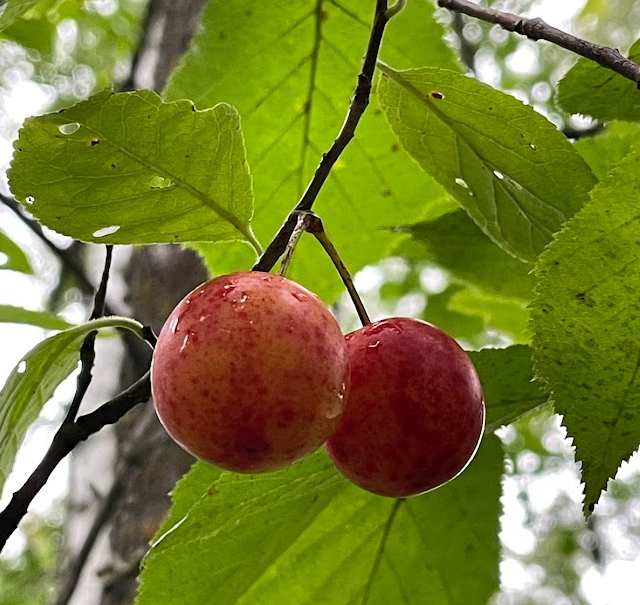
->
[[557, 39, 640, 122], [530, 143, 640, 513], [399, 209, 534, 299], [0, 305, 71, 330], [574, 121, 640, 180], [0, 231, 32, 274], [8, 90, 260, 251], [164, 0, 458, 301], [138, 437, 503, 605], [470, 345, 548, 433], [377, 65, 597, 262], [0, 0, 43, 31], [0, 316, 144, 494]]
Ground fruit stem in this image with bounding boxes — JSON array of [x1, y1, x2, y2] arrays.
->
[[305, 213, 372, 327], [278, 212, 314, 277]]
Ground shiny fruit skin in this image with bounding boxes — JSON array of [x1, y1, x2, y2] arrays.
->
[[151, 272, 350, 473], [325, 317, 484, 497]]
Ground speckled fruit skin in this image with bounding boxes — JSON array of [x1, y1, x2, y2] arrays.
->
[[325, 317, 485, 498], [151, 271, 350, 473]]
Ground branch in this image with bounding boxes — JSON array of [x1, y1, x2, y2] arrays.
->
[[437, 0, 640, 86], [0, 371, 152, 551], [253, 0, 395, 272]]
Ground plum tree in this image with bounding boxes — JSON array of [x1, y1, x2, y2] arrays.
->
[[151, 271, 350, 473], [325, 317, 485, 497]]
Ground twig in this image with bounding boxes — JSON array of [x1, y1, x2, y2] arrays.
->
[[0, 371, 152, 551], [64, 246, 113, 424], [437, 0, 640, 86], [253, 0, 396, 272]]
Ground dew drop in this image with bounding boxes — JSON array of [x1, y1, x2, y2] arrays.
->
[[493, 170, 504, 180], [93, 225, 120, 238], [58, 122, 81, 135], [17, 360, 27, 374], [149, 175, 174, 189], [454, 177, 469, 189], [24, 195, 35, 205]]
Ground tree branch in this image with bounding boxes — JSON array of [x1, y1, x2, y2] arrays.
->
[[438, 0, 640, 86], [253, 0, 394, 272]]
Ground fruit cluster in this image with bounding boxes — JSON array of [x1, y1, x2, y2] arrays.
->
[[151, 272, 485, 497]]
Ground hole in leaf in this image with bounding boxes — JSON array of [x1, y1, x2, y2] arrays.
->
[[430, 91, 444, 99], [58, 123, 81, 135], [149, 176, 174, 189], [17, 360, 27, 374], [93, 225, 120, 238], [529, 143, 537, 150], [25, 195, 35, 204], [493, 170, 504, 180], [0, 252, 7, 266]]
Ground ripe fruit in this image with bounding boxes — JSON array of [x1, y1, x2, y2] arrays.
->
[[151, 271, 350, 473], [325, 317, 484, 497]]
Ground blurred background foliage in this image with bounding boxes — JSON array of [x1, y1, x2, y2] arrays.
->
[[2, 0, 640, 604]]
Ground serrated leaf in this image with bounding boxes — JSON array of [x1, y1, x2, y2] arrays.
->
[[8, 90, 260, 250], [399, 209, 534, 299], [470, 345, 548, 433], [138, 437, 503, 605], [377, 65, 597, 262], [0, 316, 143, 494], [557, 39, 640, 122], [164, 0, 459, 301], [0, 305, 71, 329], [574, 121, 640, 180], [530, 143, 640, 514], [0, 231, 32, 274]]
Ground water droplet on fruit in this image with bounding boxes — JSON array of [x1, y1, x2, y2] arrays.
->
[[368, 340, 381, 349], [169, 317, 179, 333], [239, 294, 248, 303], [291, 292, 308, 302], [198, 314, 209, 322], [220, 284, 237, 298]]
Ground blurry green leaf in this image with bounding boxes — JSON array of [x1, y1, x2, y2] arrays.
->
[[0, 305, 71, 329], [574, 121, 640, 180], [0, 0, 43, 31], [399, 209, 534, 299], [470, 345, 548, 433], [0, 231, 32, 274], [377, 65, 597, 262], [530, 143, 640, 513], [450, 288, 529, 343], [165, 0, 458, 301], [138, 437, 503, 605], [8, 90, 259, 251], [0, 316, 143, 495], [557, 39, 640, 122]]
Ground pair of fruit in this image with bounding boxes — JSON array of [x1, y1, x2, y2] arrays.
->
[[151, 272, 485, 498]]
